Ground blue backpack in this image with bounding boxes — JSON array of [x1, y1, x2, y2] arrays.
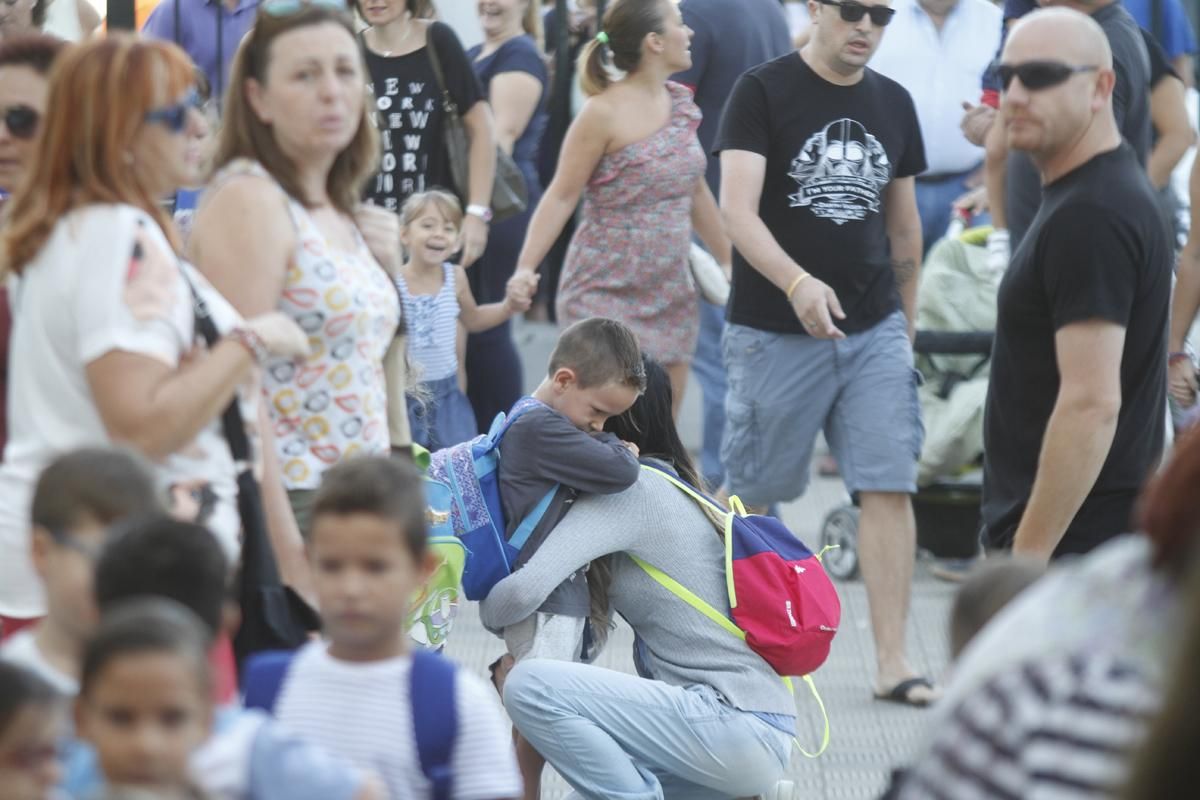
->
[[242, 648, 458, 799], [427, 396, 557, 601]]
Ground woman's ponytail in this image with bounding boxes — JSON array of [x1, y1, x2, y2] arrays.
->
[[577, 36, 611, 97], [576, 0, 666, 97]]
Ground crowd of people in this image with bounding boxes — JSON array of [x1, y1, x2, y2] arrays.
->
[[0, 0, 1197, 797]]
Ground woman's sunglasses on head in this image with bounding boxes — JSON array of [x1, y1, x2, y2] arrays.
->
[[260, 0, 347, 17], [0, 104, 38, 140], [817, 0, 896, 27], [998, 61, 1099, 92]]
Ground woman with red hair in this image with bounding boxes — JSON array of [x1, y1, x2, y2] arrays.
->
[[0, 34, 310, 636]]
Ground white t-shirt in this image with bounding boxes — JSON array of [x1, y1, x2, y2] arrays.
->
[[0, 204, 256, 617], [275, 642, 522, 800], [0, 629, 77, 694]]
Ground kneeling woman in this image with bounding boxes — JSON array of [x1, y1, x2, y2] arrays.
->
[[480, 360, 794, 799]]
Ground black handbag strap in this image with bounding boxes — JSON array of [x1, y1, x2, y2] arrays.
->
[[181, 276, 253, 468], [424, 24, 459, 119]]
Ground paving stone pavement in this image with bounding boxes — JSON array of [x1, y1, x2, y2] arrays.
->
[[442, 320, 958, 799]]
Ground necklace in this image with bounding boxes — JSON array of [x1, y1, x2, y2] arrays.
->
[[372, 12, 414, 57]]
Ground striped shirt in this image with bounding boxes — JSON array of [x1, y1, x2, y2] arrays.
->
[[274, 642, 522, 800], [898, 653, 1158, 800], [397, 263, 461, 382]]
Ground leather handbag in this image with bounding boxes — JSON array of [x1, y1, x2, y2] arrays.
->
[[426, 27, 528, 223], [184, 279, 322, 671]]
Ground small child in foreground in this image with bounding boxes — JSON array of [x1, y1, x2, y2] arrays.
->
[[0, 660, 66, 800], [273, 456, 522, 799]]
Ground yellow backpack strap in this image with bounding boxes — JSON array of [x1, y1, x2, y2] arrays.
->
[[792, 675, 831, 758], [638, 464, 724, 511], [628, 554, 746, 641]]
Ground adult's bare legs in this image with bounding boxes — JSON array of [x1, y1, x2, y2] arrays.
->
[[666, 361, 690, 419], [857, 491, 935, 702]]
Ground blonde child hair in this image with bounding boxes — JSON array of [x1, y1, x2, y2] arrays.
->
[[400, 189, 465, 231]]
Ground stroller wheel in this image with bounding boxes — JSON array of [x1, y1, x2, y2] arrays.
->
[[820, 505, 860, 581]]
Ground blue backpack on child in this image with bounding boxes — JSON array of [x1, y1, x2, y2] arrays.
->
[[427, 396, 557, 601], [242, 648, 458, 800]]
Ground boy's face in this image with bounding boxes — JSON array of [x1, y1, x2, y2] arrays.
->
[[546, 369, 640, 433], [0, 702, 63, 800], [31, 521, 109, 642], [309, 512, 434, 660], [75, 652, 212, 791]]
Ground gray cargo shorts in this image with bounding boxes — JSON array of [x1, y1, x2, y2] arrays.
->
[[720, 310, 924, 506]]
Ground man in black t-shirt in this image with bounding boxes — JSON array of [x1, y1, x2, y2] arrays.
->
[[982, 8, 1171, 561], [716, 0, 934, 705], [1004, 0, 1151, 249]]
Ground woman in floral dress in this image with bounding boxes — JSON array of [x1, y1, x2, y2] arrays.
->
[[512, 0, 730, 413]]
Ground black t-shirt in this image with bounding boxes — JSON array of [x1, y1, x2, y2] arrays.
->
[[363, 22, 484, 211], [1006, 3, 1151, 247], [714, 53, 926, 335], [982, 144, 1170, 557]]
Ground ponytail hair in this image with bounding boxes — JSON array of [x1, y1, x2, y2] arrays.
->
[[577, 0, 667, 97]]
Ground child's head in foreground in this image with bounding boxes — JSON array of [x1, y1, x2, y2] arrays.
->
[[309, 455, 433, 661], [75, 598, 214, 794], [539, 317, 645, 433], [93, 514, 231, 644], [0, 661, 63, 800], [949, 556, 1046, 660], [29, 447, 162, 646]]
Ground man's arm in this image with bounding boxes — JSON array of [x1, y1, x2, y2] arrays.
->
[[884, 176, 922, 340], [720, 149, 845, 338], [1012, 320, 1125, 561]]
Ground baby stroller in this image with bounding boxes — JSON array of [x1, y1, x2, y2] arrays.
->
[[820, 222, 1000, 580]]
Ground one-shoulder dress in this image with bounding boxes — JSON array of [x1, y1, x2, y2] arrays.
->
[[555, 81, 705, 364]]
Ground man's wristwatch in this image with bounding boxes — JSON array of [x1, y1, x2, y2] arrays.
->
[[466, 204, 493, 224]]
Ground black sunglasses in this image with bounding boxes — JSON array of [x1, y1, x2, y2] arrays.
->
[[997, 60, 1098, 91], [0, 104, 38, 140], [144, 88, 203, 133], [817, 0, 896, 27]]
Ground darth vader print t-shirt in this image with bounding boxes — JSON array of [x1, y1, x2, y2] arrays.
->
[[715, 52, 925, 335]]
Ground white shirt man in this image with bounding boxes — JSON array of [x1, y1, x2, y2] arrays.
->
[[871, 0, 1001, 245]]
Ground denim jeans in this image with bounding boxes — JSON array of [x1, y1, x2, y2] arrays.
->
[[693, 299, 728, 487], [503, 659, 792, 799], [915, 170, 974, 252]]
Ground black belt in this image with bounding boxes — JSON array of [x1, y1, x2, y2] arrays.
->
[[916, 169, 973, 184]]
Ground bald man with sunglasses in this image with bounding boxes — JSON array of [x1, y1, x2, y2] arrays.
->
[[980, 7, 1170, 564]]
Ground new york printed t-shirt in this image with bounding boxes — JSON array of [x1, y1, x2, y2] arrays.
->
[[363, 22, 484, 211], [714, 52, 926, 335]]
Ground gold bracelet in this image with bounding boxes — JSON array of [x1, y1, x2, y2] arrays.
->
[[785, 272, 809, 301]]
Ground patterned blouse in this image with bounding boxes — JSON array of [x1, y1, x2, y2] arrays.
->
[[209, 160, 402, 490]]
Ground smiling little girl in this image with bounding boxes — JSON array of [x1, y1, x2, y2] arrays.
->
[[398, 190, 536, 450]]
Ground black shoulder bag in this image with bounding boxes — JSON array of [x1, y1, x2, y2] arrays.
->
[[426, 23, 528, 222], [185, 280, 321, 671]]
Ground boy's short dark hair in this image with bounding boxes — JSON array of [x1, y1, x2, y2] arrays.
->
[[949, 557, 1045, 659], [0, 33, 66, 75], [79, 597, 212, 699], [0, 661, 58, 735], [311, 456, 428, 560], [548, 318, 646, 391], [31, 447, 162, 534], [94, 515, 229, 640]]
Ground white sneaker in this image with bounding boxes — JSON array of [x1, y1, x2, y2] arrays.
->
[[985, 228, 1011, 277]]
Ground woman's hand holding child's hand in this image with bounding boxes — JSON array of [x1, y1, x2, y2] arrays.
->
[[504, 271, 540, 314]]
